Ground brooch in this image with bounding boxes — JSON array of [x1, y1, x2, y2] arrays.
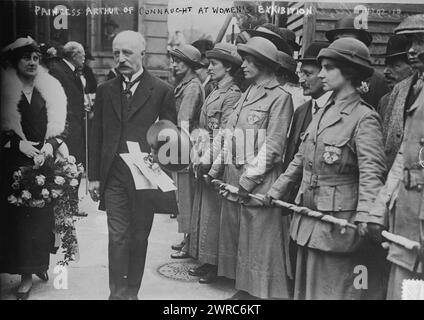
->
[[323, 146, 342, 164]]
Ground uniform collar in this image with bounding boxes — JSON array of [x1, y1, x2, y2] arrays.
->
[[326, 91, 362, 115], [217, 75, 233, 91], [253, 76, 280, 90]]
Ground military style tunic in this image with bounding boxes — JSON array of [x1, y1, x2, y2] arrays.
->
[[209, 77, 294, 299], [188, 77, 241, 264], [267, 91, 387, 299], [372, 88, 424, 299], [173, 73, 204, 234]]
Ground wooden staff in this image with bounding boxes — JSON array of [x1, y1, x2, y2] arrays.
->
[[210, 178, 422, 251]]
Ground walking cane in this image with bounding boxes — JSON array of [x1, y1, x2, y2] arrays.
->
[[84, 94, 93, 195], [210, 178, 422, 251]]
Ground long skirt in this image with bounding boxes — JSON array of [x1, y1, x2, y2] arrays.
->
[[217, 164, 292, 299], [189, 180, 222, 265], [0, 204, 54, 274], [173, 170, 195, 234], [386, 263, 424, 300], [235, 204, 292, 299], [294, 245, 362, 300]]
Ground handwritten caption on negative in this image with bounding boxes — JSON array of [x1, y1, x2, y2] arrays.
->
[[35, 5, 313, 17]]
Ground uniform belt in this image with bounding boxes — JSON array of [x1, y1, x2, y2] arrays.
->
[[403, 168, 424, 190], [302, 171, 358, 189]]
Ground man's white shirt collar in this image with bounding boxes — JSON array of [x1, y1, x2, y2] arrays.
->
[[122, 67, 144, 83], [314, 91, 333, 111]]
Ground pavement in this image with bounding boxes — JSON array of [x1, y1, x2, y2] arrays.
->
[[0, 183, 236, 300]]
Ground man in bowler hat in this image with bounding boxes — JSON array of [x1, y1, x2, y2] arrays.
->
[[88, 30, 177, 300], [377, 34, 413, 116]]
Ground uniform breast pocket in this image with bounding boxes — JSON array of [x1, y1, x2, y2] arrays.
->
[[321, 136, 351, 165], [246, 107, 268, 126]]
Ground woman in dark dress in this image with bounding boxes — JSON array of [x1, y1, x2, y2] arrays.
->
[[0, 37, 67, 299]]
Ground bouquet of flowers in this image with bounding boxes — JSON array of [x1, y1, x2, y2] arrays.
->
[[7, 153, 84, 265]]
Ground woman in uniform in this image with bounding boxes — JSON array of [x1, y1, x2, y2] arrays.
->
[[208, 37, 294, 299], [169, 44, 205, 258], [188, 43, 242, 283], [265, 38, 387, 300]]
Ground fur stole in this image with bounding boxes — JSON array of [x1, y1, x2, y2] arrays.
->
[[1, 66, 67, 140]]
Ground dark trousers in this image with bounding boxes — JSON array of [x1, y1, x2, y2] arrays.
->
[[104, 157, 155, 300]]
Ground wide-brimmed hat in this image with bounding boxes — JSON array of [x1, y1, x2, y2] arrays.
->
[[298, 41, 329, 63], [146, 120, 192, 172], [384, 34, 410, 63], [2, 36, 41, 63], [394, 14, 424, 35], [278, 28, 301, 51], [206, 43, 242, 67], [276, 50, 298, 83], [246, 26, 292, 56], [237, 37, 280, 69], [325, 16, 372, 46], [318, 37, 374, 79], [169, 44, 205, 69]]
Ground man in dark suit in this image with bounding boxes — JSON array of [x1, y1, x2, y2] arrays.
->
[[88, 30, 177, 300], [283, 41, 331, 173], [49, 41, 86, 166]]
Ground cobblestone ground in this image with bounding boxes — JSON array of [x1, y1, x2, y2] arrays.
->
[[0, 182, 236, 300]]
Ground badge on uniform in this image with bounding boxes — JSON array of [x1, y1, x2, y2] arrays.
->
[[207, 117, 219, 130], [323, 146, 342, 164], [247, 111, 263, 125]]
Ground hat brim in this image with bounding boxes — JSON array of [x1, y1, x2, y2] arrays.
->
[[169, 49, 205, 69], [246, 30, 293, 56], [206, 50, 242, 67], [237, 44, 280, 69], [385, 52, 408, 64], [318, 48, 374, 79], [395, 28, 424, 35], [325, 29, 372, 46]]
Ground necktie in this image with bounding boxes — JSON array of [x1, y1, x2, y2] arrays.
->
[[312, 100, 319, 114], [122, 73, 144, 100]]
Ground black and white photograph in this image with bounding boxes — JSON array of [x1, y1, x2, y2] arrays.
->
[[0, 0, 424, 306]]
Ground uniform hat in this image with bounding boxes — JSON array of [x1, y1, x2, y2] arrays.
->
[[325, 16, 372, 46], [278, 28, 301, 51], [169, 44, 205, 69], [147, 120, 192, 172], [394, 14, 424, 35], [384, 34, 410, 63], [206, 43, 242, 67], [318, 37, 374, 78], [246, 26, 292, 56], [237, 37, 280, 69], [298, 41, 330, 63], [276, 51, 299, 83]]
